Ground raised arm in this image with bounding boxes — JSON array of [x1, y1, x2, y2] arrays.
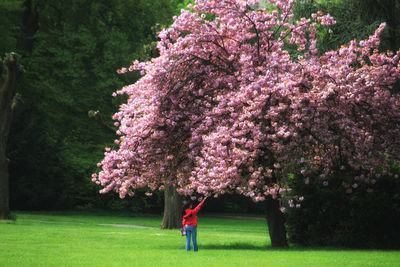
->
[[192, 200, 205, 215]]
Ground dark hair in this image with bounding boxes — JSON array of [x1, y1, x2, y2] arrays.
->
[[182, 201, 193, 216]]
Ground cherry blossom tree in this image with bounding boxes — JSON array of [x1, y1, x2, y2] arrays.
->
[[93, 0, 400, 247]]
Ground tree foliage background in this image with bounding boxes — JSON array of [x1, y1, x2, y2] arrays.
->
[[6, 0, 184, 211]]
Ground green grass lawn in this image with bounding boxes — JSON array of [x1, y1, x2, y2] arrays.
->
[[0, 211, 399, 267]]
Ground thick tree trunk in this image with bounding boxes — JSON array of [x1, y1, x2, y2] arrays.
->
[[161, 184, 183, 229], [265, 197, 288, 248], [0, 157, 9, 220], [0, 53, 22, 220]]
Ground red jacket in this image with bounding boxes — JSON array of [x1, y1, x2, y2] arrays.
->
[[182, 200, 205, 227]]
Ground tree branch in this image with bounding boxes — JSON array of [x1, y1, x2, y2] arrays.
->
[[88, 110, 116, 133]]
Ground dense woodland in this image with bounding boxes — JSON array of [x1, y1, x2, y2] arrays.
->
[[1, 0, 400, 248]]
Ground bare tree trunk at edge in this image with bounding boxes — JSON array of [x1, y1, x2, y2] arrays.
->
[[265, 196, 288, 248], [0, 157, 9, 220], [161, 184, 183, 229], [0, 53, 22, 220]]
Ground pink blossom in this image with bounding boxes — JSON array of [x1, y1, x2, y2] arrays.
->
[[118, 67, 127, 74]]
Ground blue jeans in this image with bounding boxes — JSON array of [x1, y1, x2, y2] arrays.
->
[[185, 225, 198, 251]]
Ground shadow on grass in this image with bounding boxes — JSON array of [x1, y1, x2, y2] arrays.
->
[[202, 242, 270, 251], [199, 242, 391, 252]]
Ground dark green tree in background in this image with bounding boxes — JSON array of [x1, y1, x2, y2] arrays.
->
[[286, 0, 400, 249], [294, 0, 399, 52], [7, 0, 184, 211], [0, 0, 22, 54]]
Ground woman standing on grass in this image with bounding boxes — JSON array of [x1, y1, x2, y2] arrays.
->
[[182, 197, 207, 252]]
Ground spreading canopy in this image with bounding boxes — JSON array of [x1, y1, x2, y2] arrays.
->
[[93, 0, 400, 203]]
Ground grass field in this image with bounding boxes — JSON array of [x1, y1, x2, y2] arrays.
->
[[1, 211, 399, 267]]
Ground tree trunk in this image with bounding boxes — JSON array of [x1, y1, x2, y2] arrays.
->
[[161, 184, 183, 229], [0, 53, 22, 220], [0, 156, 9, 220], [265, 197, 288, 248]]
